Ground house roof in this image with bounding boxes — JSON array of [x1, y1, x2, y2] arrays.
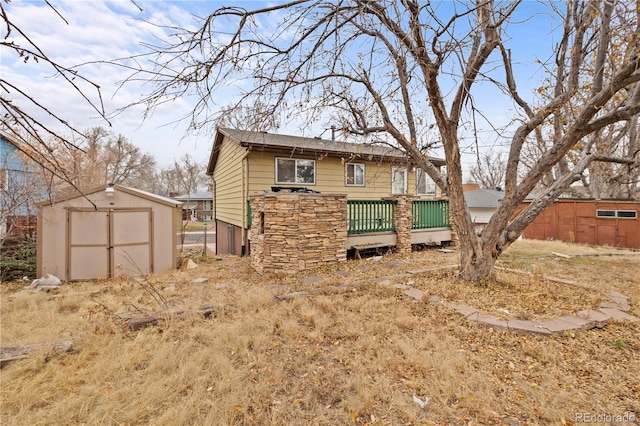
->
[[464, 189, 504, 209], [173, 191, 213, 201], [206, 128, 446, 175], [37, 184, 183, 208]]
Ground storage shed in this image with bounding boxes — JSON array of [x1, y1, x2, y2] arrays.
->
[[37, 184, 183, 281], [517, 199, 640, 249]]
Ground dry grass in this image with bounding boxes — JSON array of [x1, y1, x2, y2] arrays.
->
[[1, 240, 639, 425]]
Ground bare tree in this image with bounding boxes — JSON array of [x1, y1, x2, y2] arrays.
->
[[217, 101, 282, 132], [41, 127, 158, 194], [469, 152, 506, 190], [524, 2, 640, 200], [120, 1, 640, 281], [1, 1, 110, 190], [165, 154, 206, 196]]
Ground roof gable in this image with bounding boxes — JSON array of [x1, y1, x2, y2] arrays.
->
[[37, 184, 183, 208], [207, 128, 445, 175]]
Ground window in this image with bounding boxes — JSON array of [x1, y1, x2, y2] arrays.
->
[[203, 200, 213, 211], [597, 209, 637, 219], [416, 168, 436, 195], [275, 158, 316, 184], [391, 167, 407, 194], [345, 163, 365, 186], [617, 210, 637, 219], [596, 210, 616, 218]]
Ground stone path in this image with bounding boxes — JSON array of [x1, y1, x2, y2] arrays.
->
[[278, 263, 638, 336]]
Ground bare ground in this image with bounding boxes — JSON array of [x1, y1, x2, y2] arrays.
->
[[1, 240, 638, 425]]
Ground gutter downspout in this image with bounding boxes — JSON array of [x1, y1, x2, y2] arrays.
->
[[241, 150, 251, 256], [211, 178, 217, 255]]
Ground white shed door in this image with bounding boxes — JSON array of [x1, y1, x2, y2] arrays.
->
[[68, 208, 152, 280]]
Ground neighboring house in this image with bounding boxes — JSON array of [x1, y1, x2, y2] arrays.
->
[[0, 130, 40, 240], [206, 127, 446, 256], [463, 184, 504, 233], [173, 190, 214, 221]]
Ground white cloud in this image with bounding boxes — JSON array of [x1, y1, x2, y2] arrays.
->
[[2, 0, 217, 167]]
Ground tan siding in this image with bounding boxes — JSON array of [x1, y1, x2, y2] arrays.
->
[[214, 138, 247, 227], [246, 152, 443, 199]]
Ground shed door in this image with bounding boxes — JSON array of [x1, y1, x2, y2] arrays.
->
[[111, 209, 152, 277], [69, 210, 109, 281], [68, 208, 152, 280]]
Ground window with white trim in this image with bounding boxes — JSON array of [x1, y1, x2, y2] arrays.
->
[[345, 163, 365, 186], [416, 168, 436, 195], [275, 158, 316, 184], [597, 209, 637, 219], [391, 167, 407, 194]]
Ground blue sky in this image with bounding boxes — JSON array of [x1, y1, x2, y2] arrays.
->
[[2, 1, 560, 172]]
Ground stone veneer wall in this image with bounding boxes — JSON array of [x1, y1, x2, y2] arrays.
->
[[388, 195, 415, 255], [249, 193, 348, 274]]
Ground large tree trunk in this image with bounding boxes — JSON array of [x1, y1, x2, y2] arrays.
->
[[458, 241, 497, 282]]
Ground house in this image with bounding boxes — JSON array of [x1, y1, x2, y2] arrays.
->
[[463, 183, 504, 232], [0, 130, 40, 240], [206, 128, 447, 256], [173, 190, 214, 221], [37, 184, 183, 281]]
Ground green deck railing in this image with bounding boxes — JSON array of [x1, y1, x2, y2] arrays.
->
[[347, 199, 396, 234], [412, 199, 450, 229]]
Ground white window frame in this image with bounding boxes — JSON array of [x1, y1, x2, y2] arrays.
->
[[416, 168, 436, 196], [597, 209, 637, 219], [345, 163, 365, 187], [275, 157, 316, 185], [391, 167, 407, 194]]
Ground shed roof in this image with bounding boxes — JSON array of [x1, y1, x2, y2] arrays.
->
[[37, 184, 183, 208], [207, 128, 446, 175], [464, 189, 504, 209]]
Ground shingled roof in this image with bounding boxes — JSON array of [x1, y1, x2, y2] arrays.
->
[[464, 188, 504, 209], [207, 128, 445, 175]]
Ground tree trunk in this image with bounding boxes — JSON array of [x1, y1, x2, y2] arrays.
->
[[458, 239, 497, 282]]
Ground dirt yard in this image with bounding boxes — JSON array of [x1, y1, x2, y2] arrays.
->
[[1, 240, 638, 425]]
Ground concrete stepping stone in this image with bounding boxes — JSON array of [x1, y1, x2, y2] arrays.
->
[[190, 278, 209, 284], [534, 315, 594, 334], [441, 301, 479, 318], [599, 301, 621, 310], [403, 288, 426, 300], [467, 313, 509, 331], [505, 319, 552, 336], [299, 276, 324, 284], [597, 308, 639, 322], [334, 270, 350, 277], [604, 291, 631, 311], [575, 310, 611, 327]]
